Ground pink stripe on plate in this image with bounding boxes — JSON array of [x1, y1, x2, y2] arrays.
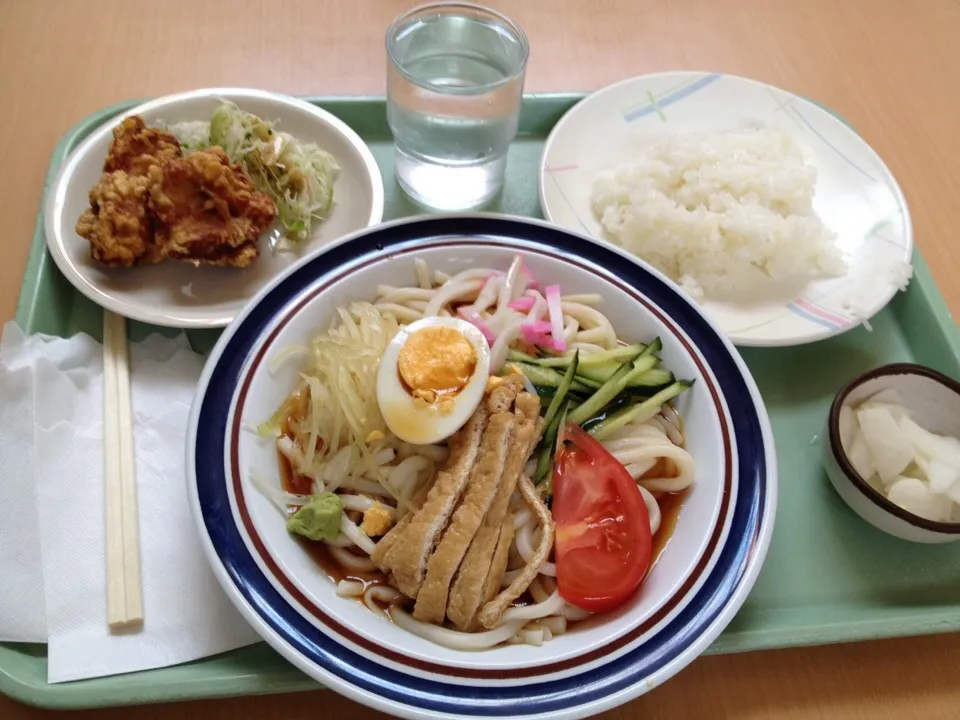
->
[[793, 298, 849, 326]]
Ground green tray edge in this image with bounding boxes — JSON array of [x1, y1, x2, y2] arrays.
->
[[4, 92, 960, 709]]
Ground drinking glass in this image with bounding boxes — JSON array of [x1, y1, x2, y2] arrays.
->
[[386, 2, 529, 210]]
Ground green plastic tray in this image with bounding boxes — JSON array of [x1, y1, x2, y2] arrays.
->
[[5, 94, 960, 710]]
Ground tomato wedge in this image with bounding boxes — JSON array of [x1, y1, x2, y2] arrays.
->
[[552, 423, 652, 613]]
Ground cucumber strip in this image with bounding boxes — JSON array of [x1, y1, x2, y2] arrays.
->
[[574, 374, 602, 390], [534, 396, 582, 414], [567, 351, 645, 426], [527, 343, 648, 368], [578, 354, 658, 384], [535, 398, 568, 483], [639, 337, 662, 357], [574, 375, 603, 393], [508, 362, 595, 394], [532, 384, 587, 401], [532, 384, 558, 400], [508, 362, 560, 386], [580, 393, 635, 433], [525, 350, 576, 368], [574, 361, 619, 383], [536, 397, 582, 414], [589, 381, 693, 441], [507, 348, 540, 364], [579, 343, 649, 366], [625, 366, 673, 388], [543, 351, 579, 429], [542, 403, 570, 499]]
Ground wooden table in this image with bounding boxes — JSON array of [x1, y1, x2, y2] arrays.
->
[[2, 0, 960, 717]]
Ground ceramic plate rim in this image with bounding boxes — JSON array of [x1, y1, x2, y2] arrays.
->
[[43, 86, 385, 329], [537, 70, 914, 348], [186, 214, 778, 719]]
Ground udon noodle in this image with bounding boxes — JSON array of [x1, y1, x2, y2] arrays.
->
[[256, 256, 696, 650]]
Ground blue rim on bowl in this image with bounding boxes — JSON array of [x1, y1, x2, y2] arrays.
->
[[186, 214, 777, 719]]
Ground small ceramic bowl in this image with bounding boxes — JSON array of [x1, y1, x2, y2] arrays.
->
[[822, 363, 960, 543]]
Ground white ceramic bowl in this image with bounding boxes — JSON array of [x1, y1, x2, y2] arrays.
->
[[45, 87, 384, 328], [187, 215, 777, 719], [240, 244, 726, 670], [822, 363, 960, 543]]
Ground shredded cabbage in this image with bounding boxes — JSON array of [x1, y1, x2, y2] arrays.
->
[[278, 302, 403, 488], [169, 100, 340, 242], [169, 120, 212, 152]]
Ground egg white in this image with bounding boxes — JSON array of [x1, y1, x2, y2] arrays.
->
[[376, 317, 491, 445]]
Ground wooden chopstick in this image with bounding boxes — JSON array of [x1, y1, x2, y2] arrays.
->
[[103, 310, 143, 630]]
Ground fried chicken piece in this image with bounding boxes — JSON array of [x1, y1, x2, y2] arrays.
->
[[104, 116, 182, 178], [76, 115, 182, 267], [148, 147, 276, 268], [76, 170, 164, 267], [78, 115, 274, 270]]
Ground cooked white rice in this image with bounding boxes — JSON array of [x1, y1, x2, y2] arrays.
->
[[590, 128, 845, 299]]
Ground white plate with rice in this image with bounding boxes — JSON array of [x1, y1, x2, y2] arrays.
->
[[538, 72, 913, 347]]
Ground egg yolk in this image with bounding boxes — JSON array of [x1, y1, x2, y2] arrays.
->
[[398, 326, 477, 403]]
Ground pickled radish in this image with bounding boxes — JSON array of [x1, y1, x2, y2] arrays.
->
[[846, 432, 876, 482], [886, 477, 951, 521], [901, 417, 960, 466], [915, 456, 960, 495], [839, 390, 960, 521], [856, 406, 913, 484], [838, 405, 856, 449]]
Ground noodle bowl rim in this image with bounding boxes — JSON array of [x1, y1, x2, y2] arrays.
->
[[227, 239, 735, 678]]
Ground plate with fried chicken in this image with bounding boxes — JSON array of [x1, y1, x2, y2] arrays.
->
[[45, 88, 384, 327]]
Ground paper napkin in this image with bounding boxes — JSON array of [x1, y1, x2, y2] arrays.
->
[[0, 322, 259, 683]]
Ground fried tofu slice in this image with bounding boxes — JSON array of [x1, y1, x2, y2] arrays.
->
[[413, 404, 517, 623], [477, 473, 555, 629], [484, 513, 515, 609], [373, 405, 489, 599], [446, 392, 542, 630]]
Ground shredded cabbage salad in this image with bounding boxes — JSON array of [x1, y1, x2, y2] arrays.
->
[[169, 101, 340, 242]]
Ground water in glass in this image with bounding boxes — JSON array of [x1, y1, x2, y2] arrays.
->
[[387, 5, 528, 210]]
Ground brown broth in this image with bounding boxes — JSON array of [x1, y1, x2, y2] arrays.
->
[[650, 488, 688, 567], [300, 538, 401, 612], [279, 446, 400, 610], [297, 536, 381, 586], [278, 442, 314, 496]]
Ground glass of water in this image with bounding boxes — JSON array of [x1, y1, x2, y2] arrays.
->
[[386, 2, 529, 211]]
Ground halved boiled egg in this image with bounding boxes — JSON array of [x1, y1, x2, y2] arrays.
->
[[377, 317, 491, 445]]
